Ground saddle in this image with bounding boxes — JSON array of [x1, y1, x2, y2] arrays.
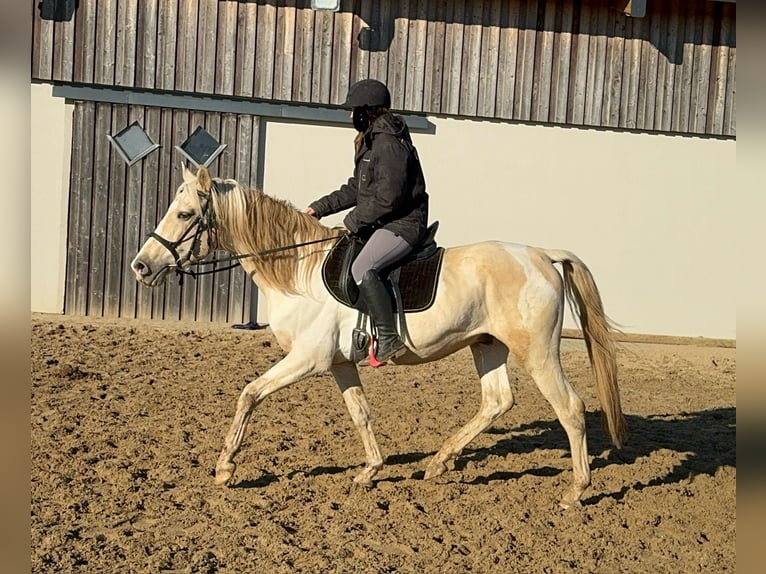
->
[[321, 222, 444, 313]]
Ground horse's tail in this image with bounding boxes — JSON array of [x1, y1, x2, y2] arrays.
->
[[544, 249, 628, 449]]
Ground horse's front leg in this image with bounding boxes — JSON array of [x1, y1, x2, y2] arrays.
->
[[331, 362, 384, 488], [214, 351, 329, 486]]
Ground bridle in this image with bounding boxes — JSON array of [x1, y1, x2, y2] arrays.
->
[[148, 183, 343, 284], [148, 189, 217, 281]]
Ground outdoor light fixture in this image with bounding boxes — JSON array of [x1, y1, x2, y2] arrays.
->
[[311, 0, 340, 12]]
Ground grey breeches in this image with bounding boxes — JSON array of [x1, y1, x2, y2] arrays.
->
[[351, 228, 413, 284]]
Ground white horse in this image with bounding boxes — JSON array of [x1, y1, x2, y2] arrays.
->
[[131, 165, 627, 508]]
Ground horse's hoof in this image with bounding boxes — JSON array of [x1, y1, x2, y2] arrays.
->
[[214, 463, 236, 486], [353, 476, 375, 489], [558, 497, 582, 510], [424, 460, 448, 480]]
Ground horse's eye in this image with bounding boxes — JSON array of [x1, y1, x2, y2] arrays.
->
[[178, 211, 193, 221]]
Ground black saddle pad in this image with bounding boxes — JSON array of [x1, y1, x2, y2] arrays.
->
[[322, 234, 445, 313]]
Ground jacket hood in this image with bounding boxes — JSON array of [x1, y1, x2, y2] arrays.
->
[[371, 112, 412, 142]]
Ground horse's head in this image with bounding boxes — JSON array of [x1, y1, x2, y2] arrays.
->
[[131, 164, 217, 286]]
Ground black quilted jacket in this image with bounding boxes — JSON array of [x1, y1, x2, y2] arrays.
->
[[308, 112, 429, 247]]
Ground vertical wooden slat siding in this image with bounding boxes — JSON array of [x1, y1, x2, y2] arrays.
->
[[81, 0, 99, 84], [533, 0, 556, 122], [256, 1, 278, 99], [120, 105, 145, 318], [294, 6, 315, 101], [350, 0, 371, 84], [104, 105, 129, 317], [602, 12, 624, 127], [477, 0, 501, 118], [404, 1, 427, 111], [34, 9, 54, 80], [195, 111, 219, 321], [52, 16, 75, 80], [567, 1, 588, 125], [65, 103, 95, 315], [635, 11, 652, 130], [154, 107, 176, 318], [586, 4, 608, 126], [136, 106, 162, 319], [459, 0, 483, 116], [215, 0, 238, 96], [514, 1, 537, 121], [707, 5, 727, 135], [115, 0, 138, 87], [156, 0, 179, 91], [94, 1, 117, 86], [423, 0, 446, 113], [442, 0, 465, 115], [34, 0, 735, 136], [673, 4, 694, 133], [274, 1, 298, 101], [196, 0, 218, 94], [660, 0, 680, 132], [640, 7, 660, 130], [136, 0, 159, 89], [388, 0, 410, 110], [723, 10, 736, 136], [370, 0, 392, 85], [313, 8, 336, 104], [86, 104, 111, 316], [330, 6, 353, 105], [692, 2, 715, 134], [652, 5, 668, 131], [495, 1, 519, 120], [235, 1, 258, 97], [550, 1, 573, 124], [176, 0, 199, 94]]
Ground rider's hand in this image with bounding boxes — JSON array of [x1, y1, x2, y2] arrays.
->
[[303, 207, 316, 217]]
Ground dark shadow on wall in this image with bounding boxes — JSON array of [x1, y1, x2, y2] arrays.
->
[[231, 0, 735, 63]]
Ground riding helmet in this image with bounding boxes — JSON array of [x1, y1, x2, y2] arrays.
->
[[344, 79, 391, 109]]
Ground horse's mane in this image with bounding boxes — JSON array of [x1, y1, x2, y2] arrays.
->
[[209, 178, 338, 293]]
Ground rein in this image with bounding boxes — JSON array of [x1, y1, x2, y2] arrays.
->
[[149, 185, 343, 283], [175, 235, 344, 280]]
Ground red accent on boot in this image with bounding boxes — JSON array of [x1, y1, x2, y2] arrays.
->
[[368, 336, 386, 368]]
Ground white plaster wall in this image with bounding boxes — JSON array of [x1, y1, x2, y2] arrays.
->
[[30, 84, 73, 314], [263, 117, 736, 339]]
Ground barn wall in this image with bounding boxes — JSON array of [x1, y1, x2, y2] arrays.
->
[[60, 98, 259, 322], [31, 0, 736, 136], [263, 117, 736, 339]]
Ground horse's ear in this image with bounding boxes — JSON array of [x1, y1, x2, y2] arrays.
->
[[182, 162, 196, 185], [196, 165, 213, 192]]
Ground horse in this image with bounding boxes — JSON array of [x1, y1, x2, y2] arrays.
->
[[131, 164, 627, 508]]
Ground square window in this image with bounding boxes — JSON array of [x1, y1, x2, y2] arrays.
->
[[175, 126, 227, 168], [107, 121, 160, 166]]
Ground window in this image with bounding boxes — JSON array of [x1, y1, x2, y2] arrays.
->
[[106, 121, 160, 166], [175, 126, 227, 168]]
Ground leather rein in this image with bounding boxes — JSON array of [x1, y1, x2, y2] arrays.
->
[[149, 188, 342, 284]]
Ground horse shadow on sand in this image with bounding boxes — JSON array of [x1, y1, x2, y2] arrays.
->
[[233, 406, 735, 503]]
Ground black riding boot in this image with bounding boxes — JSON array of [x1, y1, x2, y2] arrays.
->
[[358, 269, 406, 364]]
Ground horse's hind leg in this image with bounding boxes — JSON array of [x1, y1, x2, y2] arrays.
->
[[424, 338, 514, 480], [524, 343, 590, 508], [331, 362, 384, 487]]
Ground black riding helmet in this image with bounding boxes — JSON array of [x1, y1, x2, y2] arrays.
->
[[344, 79, 391, 110]]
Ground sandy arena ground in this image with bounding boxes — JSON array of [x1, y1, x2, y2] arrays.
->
[[31, 313, 735, 573]]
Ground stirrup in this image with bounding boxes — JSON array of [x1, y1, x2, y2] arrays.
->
[[359, 336, 406, 368]]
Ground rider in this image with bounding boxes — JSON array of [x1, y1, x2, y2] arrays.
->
[[304, 79, 429, 365]]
